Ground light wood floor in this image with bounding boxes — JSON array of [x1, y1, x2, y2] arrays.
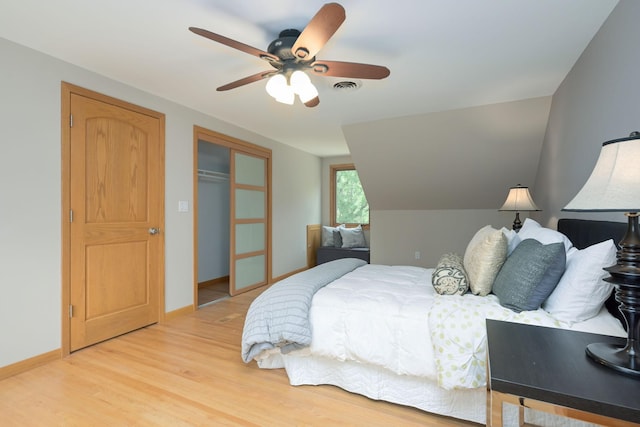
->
[[0, 287, 478, 426], [198, 280, 230, 306]]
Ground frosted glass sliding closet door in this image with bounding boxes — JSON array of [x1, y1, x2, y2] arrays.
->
[[230, 151, 269, 294]]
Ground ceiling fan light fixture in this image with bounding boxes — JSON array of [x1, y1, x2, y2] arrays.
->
[[275, 91, 295, 105], [290, 70, 319, 103], [298, 85, 319, 103], [265, 74, 294, 104]]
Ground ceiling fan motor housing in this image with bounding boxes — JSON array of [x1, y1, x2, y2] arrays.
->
[[268, 29, 313, 63]]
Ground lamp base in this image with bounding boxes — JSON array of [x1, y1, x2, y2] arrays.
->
[[586, 342, 640, 377], [512, 212, 522, 231], [587, 213, 640, 378]]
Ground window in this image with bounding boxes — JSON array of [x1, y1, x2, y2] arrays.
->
[[330, 163, 369, 227]]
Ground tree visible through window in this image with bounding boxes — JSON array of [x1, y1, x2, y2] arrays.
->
[[331, 164, 369, 226]]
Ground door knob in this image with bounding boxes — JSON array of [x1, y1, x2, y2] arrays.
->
[[149, 227, 160, 235]]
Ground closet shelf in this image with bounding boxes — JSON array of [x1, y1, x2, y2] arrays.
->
[[198, 169, 229, 183]]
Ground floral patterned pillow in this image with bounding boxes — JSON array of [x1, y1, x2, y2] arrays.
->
[[432, 253, 469, 295]]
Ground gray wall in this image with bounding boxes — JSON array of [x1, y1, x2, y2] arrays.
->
[[370, 209, 531, 267], [534, 0, 639, 228], [340, 83, 550, 267], [344, 97, 552, 211], [0, 37, 321, 368], [321, 155, 522, 266]]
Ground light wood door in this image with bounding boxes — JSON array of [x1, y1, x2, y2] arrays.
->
[[66, 88, 165, 352]]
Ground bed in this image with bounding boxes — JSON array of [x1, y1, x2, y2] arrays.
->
[[242, 218, 628, 426]]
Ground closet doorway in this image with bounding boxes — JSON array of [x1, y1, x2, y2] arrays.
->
[[196, 141, 231, 306], [194, 126, 272, 307]]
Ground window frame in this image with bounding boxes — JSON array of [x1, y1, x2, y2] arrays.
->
[[330, 163, 370, 229]]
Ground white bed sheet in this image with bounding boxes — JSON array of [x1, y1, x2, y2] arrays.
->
[[277, 351, 607, 427]]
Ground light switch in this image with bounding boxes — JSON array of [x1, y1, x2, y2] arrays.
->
[[178, 200, 189, 213]]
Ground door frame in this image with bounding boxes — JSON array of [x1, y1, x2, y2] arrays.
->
[[61, 82, 166, 356], [193, 126, 272, 305]]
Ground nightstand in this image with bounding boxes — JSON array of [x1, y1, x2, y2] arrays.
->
[[486, 319, 640, 426]]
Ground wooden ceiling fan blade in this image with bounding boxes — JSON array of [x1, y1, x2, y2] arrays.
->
[[216, 71, 276, 91], [310, 60, 390, 79], [189, 27, 280, 63], [291, 3, 346, 60]]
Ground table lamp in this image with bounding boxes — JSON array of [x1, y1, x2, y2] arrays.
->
[[563, 131, 640, 377], [499, 185, 541, 231]]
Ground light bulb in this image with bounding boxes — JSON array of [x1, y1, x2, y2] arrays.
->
[[275, 89, 295, 105], [266, 74, 287, 98], [266, 74, 295, 105], [298, 84, 318, 103], [290, 71, 319, 103], [290, 70, 310, 92]]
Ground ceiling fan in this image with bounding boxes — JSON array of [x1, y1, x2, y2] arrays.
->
[[189, 2, 390, 107]]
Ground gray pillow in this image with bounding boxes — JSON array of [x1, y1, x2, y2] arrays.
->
[[332, 230, 343, 248], [321, 226, 335, 246], [492, 239, 566, 313], [432, 253, 469, 295], [340, 225, 367, 248], [321, 225, 344, 247]]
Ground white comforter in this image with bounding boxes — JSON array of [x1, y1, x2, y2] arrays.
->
[[308, 265, 436, 377], [301, 264, 625, 390]]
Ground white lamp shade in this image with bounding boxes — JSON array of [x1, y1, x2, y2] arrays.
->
[[564, 134, 640, 212], [499, 186, 540, 211]]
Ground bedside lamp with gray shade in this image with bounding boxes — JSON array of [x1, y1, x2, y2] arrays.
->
[[499, 185, 541, 231], [563, 131, 640, 377]]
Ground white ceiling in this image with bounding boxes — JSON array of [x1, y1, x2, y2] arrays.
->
[[0, 0, 618, 157]]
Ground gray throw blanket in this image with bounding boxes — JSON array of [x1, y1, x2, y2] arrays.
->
[[241, 258, 367, 362]]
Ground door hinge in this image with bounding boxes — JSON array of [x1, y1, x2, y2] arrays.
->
[[70, 114, 73, 128], [69, 305, 73, 318], [69, 209, 73, 223]]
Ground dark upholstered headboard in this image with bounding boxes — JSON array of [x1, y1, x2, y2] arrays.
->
[[556, 218, 626, 326], [557, 218, 626, 251]]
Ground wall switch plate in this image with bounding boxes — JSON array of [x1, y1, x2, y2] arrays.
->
[[178, 200, 189, 213]]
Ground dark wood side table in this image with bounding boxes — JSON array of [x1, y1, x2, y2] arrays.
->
[[486, 319, 640, 427]]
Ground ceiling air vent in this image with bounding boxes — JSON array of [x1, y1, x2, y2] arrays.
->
[[333, 81, 360, 91]]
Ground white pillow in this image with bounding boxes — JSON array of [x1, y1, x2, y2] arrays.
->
[[543, 239, 617, 324], [340, 225, 368, 248], [518, 218, 573, 253], [501, 227, 521, 256], [463, 225, 508, 296]]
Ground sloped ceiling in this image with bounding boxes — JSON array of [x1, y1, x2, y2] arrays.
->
[[344, 96, 552, 210]]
